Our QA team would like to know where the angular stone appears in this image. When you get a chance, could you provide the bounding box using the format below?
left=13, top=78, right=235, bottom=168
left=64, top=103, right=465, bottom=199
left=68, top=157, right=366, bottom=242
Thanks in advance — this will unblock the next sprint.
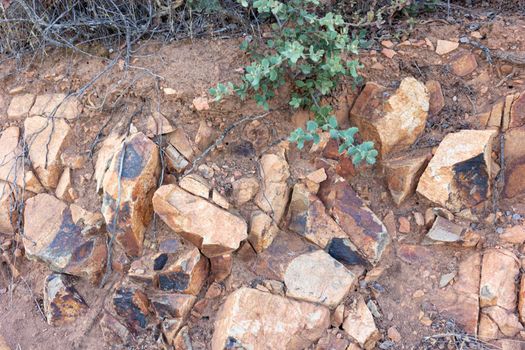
left=69, top=204, right=104, bottom=228
left=342, top=295, right=381, bottom=350
left=100, top=311, right=133, bottom=346
left=210, top=254, right=232, bottom=282
left=519, top=275, right=525, bottom=324
left=509, top=91, right=525, bottom=129
left=232, top=177, right=260, bottom=205
left=165, top=144, right=189, bottom=173
left=212, top=288, right=330, bottom=350
left=173, top=326, right=192, bottom=349
left=194, top=120, right=214, bottom=151
left=288, top=183, right=347, bottom=248
left=168, top=128, right=195, bottom=161
left=306, top=168, right=327, bottom=184
left=112, top=283, right=150, bottom=334
left=127, top=252, right=169, bottom=287
left=153, top=184, right=247, bottom=257
left=423, top=216, right=466, bottom=244
left=158, top=247, right=208, bottom=295
left=179, top=174, right=210, bottom=199
left=102, top=132, right=160, bottom=257
left=150, top=292, right=195, bottom=320
left=7, top=94, right=35, bottom=119
left=43, top=273, right=88, bottom=326
left=450, top=51, right=478, bottom=77
left=254, top=150, right=290, bottom=224
left=435, top=40, right=459, bottom=55
left=0, top=126, right=43, bottom=193
left=146, top=112, right=174, bottom=137
left=500, top=225, right=525, bottom=244
left=432, top=252, right=481, bottom=334
left=478, top=313, right=499, bottom=340
left=315, top=332, right=349, bottom=350
left=326, top=238, right=368, bottom=266
left=504, top=126, right=525, bottom=198
left=249, top=210, right=279, bottom=253
left=350, top=77, right=429, bottom=157
left=486, top=99, right=504, bottom=129
left=23, top=194, right=107, bottom=284
left=502, top=93, right=518, bottom=131
left=211, top=190, right=230, bottom=209
left=94, top=132, right=127, bottom=192
left=382, top=149, right=431, bottom=205
left=24, top=116, right=72, bottom=189
left=482, top=306, right=524, bottom=337
left=480, top=248, right=519, bottom=310
left=0, top=182, right=16, bottom=234
left=55, top=167, right=73, bottom=202
left=397, top=244, right=432, bottom=265
left=417, top=129, right=497, bottom=212
left=29, top=94, right=82, bottom=120
left=425, top=80, right=445, bottom=115
left=318, top=175, right=389, bottom=265
left=284, top=250, right=356, bottom=308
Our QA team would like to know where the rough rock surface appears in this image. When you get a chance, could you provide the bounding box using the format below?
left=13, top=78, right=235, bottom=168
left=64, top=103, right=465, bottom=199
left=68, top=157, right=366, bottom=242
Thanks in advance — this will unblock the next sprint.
left=232, top=177, right=260, bottom=205
left=503, top=126, right=525, bottom=198
left=342, top=295, right=381, bottom=349
left=158, top=247, right=208, bottom=295
left=212, top=287, right=330, bottom=350
left=7, top=94, right=35, bottom=119
left=23, top=193, right=107, bottom=284
left=43, top=273, right=88, bottom=326
left=179, top=174, right=211, bottom=199
left=112, top=283, right=150, bottom=334
left=425, top=80, right=445, bottom=115
left=29, top=94, right=82, bottom=120
left=102, top=132, right=160, bottom=257
left=153, top=184, right=247, bottom=257
left=479, top=248, right=519, bottom=310
left=249, top=210, right=279, bottom=253
left=284, top=250, right=356, bottom=308
left=350, top=77, right=429, bottom=157
left=417, top=129, right=497, bottom=212
left=0, top=182, right=16, bottom=234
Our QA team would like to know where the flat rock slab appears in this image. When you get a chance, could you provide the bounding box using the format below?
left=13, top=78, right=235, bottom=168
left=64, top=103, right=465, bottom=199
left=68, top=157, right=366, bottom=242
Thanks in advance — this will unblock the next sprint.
left=212, top=287, right=330, bottom=350
left=43, top=273, right=88, bottom=326
left=153, top=184, right=247, bottom=257
left=417, top=129, right=497, bottom=212
left=480, top=248, right=519, bottom=310
left=29, top=94, right=82, bottom=120
left=23, top=193, right=107, bottom=284
left=423, top=216, right=466, bottom=244
left=284, top=250, right=356, bottom=308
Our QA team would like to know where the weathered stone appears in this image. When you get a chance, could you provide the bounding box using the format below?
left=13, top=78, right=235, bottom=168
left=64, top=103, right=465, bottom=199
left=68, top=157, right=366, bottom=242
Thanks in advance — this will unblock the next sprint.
left=482, top=306, right=524, bottom=337
left=397, top=244, right=432, bottom=265
left=502, top=93, right=518, bottom=131
left=112, top=283, right=150, bottom=334
left=127, top=252, right=169, bottom=287
left=24, top=116, right=72, bottom=189
left=165, top=144, right=189, bottom=173
left=509, top=91, right=525, bottom=129
left=210, top=254, right=232, bottom=282
left=435, top=40, right=459, bottom=55
left=43, top=273, right=88, bottom=326
left=7, top=94, right=35, bottom=119
left=315, top=332, right=349, bottom=350
left=0, top=182, right=16, bottom=234
left=100, top=311, right=132, bottom=345
left=478, top=313, right=499, bottom=340
left=146, top=112, right=174, bottom=137
left=332, top=304, right=345, bottom=327
left=153, top=184, right=247, bottom=257
left=503, top=126, right=525, bottom=198
left=150, top=292, right=195, bottom=320
left=500, top=225, right=525, bottom=244
left=173, top=326, right=192, bottom=349
left=29, top=94, right=82, bottom=120
left=450, top=51, right=478, bottom=77
left=254, top=150, right=290, bottom=224
left=284, top=250, right=356, bottom=308
left=486, top=99, right=504, bottom=129
left=102, top=132, right=160, bottom=257
left=423, top=216, right=466, bottom=244
left=382, top=149, right=431, bottom=205
left=69, top=204, right=104, bottom=229
left=318, top=175, right=389, bottom=265
left=432, top=252, right=481, bottom=334
left=249, top=210, right=279, bottom=253
left=417, top=129, right=497, bottom=212
left=168, top=128, right=195, bottom=161
left=519, top=275, right=525, bottom=324
left=326, top=238, right=368, bottom=267
left=194, top=120, right=215, bottom=151
left=439, top=272, right=457, bottom=288
left=480, top=248, right=519, bottom=310
left=306, top=168, right=327, bottom=184
left=387, top=327, right=401, bottom=343
left=342, top=295, right=381, bottom=350
left=232, top=177, right=260, bottom=205
left=158, top=247, right=208, bottom=295
left=179, top=174, right=210, bottom=199
left=211, top=190, right=230, bottom=209
left=425, top=80, right=445, bottom=115
left=350, top=77, right=429, bottom=157
left=23, top=194, right=107, bottom=284
left=212, top=287, right=330, bottom=350
left=55, top=168, right=73, bottom=202
left=398, top=216, right=410, bottom=233
left=94, top=132, right=126, bottom=192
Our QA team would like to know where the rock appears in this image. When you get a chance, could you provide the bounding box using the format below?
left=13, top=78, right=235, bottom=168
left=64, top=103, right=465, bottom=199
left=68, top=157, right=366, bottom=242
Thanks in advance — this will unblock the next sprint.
left=383, top=149, right=431, bottom=205
left=165, top=144, right=189, bottom=173
left=179, top=174, right=210, bottom=199
left=315, top=332, right=349, bottom=350
left=24, top=116, right=71, bottom=189
left=173, top=325, right=192, bottom=349
left=23, top=194, right=107, bottom=284
left=192, top=97, right=210, bottom=111
left=102, top=132, right=160, bottom=257
left=450, top=51, right=478, bottom=77
left=94, top=132, right=126, bottom=192
left=150, top=292, right=195, bottom=343
left=69, top=204, right=104, bottom=229
left=43, top=273, right=88, bottom=326
left=158, top=247, right=208, bottom=295
left=500, top=225, right=525, bottom=244
left=0, top=182, right=16, bottom=234
left=482, top=306, right=524, bottom=337
left=350, top=78, right=429, bottom=157
left=397, top=244, right=431, bottom=265
left=439, top=272, right=456, bottom=288
left=478, top=313, right=500, bottom=340
left=510, top=91, right=525, bottom=129
left=520, top=275, right=525, bottom=324
left=414, top=212, right=425, bottom=226
left=168, top=128, right=195, bottom=161
left=254, top=150, right=290, bottom=224
left=127, top=253, right=163, bottom=287
left=232, top=177, right=260, bottom=205
left=425, top=80, right=445, bottom=115
left=326, top=238, right=368, bottom=267
left=284, top=250, right=357, bottom=308
left=112, top=283, right=150, bottom=333
left=417, top=129, right=497, bottom=212
left=0, top=335, right=10, bottom=350
left=398, top=217, right=410, bottom=234
left=249, top=210, right=279, bottom=253
left=7, top=94, right=35, bottom=119
left=318, top=175, right=390, bottom=265
left=306, top=168, right=327, bottom=184
left=55, top=168, right=73, bottom=202
left=479, top=248, right=519, bottom=310
left=194, top=120, right=215, bottom=151
left=100, top=311, right=133, bottom=345
left=211, top=190, right=230, bottom=209
left=29, top=94, right=82, bottom=120
left=153, top=184, right=248, bottom=257
left=342, top=295, right=381, bottom=350
left=502, top=93, right=519, bottom=131
left=432, top=253, right=481, bottom=334
left=503, top=126, right=525, bottom=198
left=210, top=254, right=232, bottom=282
left=211, top=287, right=330, bottom=350
left=423, top=216, right=466, bottom=244
left=387, top=327, right=401, bottom=342
left=435, top=40, right=459, bottom=55
left=146, top=113, right=174, bottom=137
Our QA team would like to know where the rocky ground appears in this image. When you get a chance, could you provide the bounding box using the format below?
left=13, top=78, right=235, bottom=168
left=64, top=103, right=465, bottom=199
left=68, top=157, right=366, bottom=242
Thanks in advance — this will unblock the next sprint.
left=1, top=8, right=525, bottom=350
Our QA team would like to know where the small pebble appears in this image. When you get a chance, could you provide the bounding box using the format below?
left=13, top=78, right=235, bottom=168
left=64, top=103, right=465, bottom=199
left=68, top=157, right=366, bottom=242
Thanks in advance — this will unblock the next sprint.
left=496, top=227, right=504, bottom=234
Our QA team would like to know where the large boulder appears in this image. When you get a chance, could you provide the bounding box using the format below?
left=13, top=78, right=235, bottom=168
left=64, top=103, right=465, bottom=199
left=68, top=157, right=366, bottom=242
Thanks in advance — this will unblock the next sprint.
left=212, top=288, right=330, bottom=350
left=350, top=77, right=429, bottom=157
left=23, top=193, right=107, bottom=284
left=153, top=184, right=247, bottom=257
left=102, top=132, right=160, bottom=257
left=417, top=129, right=497, bottom=212
left=504, top=126, right=525, bottom=198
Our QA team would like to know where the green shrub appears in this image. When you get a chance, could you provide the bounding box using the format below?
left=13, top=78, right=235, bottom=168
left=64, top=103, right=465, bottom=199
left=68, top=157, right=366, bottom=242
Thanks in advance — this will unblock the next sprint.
left=210, top=0, right=377, bottom=165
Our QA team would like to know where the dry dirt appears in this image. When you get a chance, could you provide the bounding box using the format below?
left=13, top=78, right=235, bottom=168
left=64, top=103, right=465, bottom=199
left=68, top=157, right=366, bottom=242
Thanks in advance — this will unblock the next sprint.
left=1, top=7, right=525, bottom=350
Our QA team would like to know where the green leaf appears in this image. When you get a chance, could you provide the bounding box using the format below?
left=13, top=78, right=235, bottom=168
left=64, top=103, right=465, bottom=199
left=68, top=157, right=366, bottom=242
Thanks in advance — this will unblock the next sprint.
left=306, top=120, right=318, bottom=132
left=290, top=96, right=302, bottom=108
left=329, top=128, right=339, bottom=139
left=328, top=116, right=338, bottom=128
left=312, top=133, right=320, bottom=144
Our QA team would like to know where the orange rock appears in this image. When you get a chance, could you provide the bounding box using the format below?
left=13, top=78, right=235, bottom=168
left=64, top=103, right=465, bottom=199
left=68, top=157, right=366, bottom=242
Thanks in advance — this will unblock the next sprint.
left=249, top=210, right=279, bottom=253
left=504, top=126, right=525, bottom=198
left=519, top=275, right=525, bottom=324
left=425, top=80, right=445, bottom=115
left=450, top=51, right=478, bottom=77
left=7, top=93, right=35, bottom=119
left=478, top=313, right=499, bottom=340
left=479, top=248, right=519, bottom=310
left=29, top=94, right=82, bottom=120
left=342, top=295, right=381, bottom=349
left=398, top=216, right=411, bottom=233
left=500, top=225, right=525, bottom=244
left=509, top=92, right=525, bottom=129
left=43, top=273, right=88, bottom=326
left=158, top=248, right=209, bottom=295
left=482, top=306, right=523, bottom=337
left=0, top=182, right=16, bottom=234
left=210, top=254, right=232, bottom=282
left=381, top=48, right=397, bottom=59
left=435, top=40, right=459, bottom=55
